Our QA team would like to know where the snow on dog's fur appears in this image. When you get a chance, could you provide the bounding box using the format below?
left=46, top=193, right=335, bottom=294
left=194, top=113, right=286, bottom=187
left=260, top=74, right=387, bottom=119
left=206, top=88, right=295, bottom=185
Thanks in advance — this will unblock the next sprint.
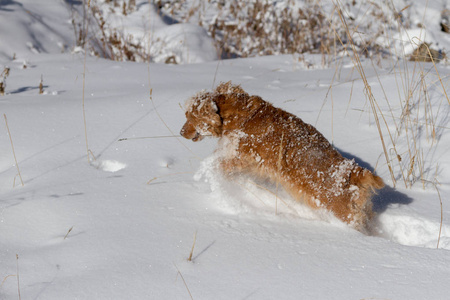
left=180, top=82, right=384, bottom=232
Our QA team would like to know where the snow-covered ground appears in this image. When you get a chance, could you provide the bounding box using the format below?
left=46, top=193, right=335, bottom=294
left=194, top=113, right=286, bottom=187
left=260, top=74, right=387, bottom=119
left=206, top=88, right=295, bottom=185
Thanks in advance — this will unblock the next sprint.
left=1, top=1, right=450, bottom=299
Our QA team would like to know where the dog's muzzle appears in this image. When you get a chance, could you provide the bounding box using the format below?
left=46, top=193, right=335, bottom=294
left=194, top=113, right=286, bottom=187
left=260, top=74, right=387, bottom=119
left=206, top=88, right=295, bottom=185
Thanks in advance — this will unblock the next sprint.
left=180, top=124, right=202, bottom=142
left=191, top=132, right=201, bottom=142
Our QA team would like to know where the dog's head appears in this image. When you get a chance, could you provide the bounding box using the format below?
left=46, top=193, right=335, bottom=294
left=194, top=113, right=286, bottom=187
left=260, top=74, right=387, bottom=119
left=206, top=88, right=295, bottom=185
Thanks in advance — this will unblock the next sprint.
left=180, top=91, right=222, bottom=142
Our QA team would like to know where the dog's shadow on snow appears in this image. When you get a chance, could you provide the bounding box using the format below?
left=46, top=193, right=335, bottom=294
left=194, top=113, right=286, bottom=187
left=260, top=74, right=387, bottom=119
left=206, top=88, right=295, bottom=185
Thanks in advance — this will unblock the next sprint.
left=339, top=148, right=413, bottom=214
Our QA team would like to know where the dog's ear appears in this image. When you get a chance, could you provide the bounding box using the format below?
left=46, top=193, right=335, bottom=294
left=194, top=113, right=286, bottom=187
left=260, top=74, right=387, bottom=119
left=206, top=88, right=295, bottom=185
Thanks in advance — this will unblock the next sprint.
left=202, top=97, right=222, bottom=136
left=215, top=81, right=247, bottom=95
left=246, top=95, right=265, bottom=111
left=210, top=99, right=223, bottom=135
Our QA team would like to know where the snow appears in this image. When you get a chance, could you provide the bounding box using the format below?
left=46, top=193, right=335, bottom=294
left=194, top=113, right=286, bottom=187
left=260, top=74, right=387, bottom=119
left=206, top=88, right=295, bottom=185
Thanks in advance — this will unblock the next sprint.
left=151, top=23, right=218, bottom=64
left=91, top=159, right=127, bottom=172
left=1, top=0, right=450, bottom=299
left=0, top=1, right=73, bottom=60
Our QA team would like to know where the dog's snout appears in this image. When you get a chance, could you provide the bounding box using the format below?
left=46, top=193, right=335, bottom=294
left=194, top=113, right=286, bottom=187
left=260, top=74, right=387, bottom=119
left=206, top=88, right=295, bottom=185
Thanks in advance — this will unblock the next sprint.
left=180, top=122, right=190, bottom=138
left=180, top=121, right=197, bottom=140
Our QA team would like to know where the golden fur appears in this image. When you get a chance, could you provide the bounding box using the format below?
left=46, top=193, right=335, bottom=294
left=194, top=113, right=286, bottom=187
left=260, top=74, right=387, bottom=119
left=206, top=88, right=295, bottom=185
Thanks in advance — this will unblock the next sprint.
left=180, top=82, right=384, bottom=231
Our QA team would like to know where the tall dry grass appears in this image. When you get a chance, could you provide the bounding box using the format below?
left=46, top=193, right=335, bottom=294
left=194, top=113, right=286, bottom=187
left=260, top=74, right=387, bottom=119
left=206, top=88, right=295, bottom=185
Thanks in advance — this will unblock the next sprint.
left=328, top=0, right=449, bottom=190
left=157, top=0, right=448, bottom=64
left=0, top=67, right=10, bottom=95
left=71, top=0, right=150, bottom=62
left=330, top=0, right=448, bottom=244
left=71, top=1, right=448, bottom=69
left=4, top=114, right=24, bottom=187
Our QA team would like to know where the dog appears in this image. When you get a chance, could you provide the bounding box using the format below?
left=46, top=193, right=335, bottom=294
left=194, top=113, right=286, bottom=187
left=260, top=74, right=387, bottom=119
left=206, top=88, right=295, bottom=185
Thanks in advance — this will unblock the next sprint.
left=180, top=82, right=384, bottom=232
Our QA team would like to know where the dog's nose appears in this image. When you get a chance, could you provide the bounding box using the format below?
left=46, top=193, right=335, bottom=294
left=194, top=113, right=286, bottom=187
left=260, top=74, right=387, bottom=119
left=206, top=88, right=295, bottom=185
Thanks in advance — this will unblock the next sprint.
left=180, top=127, right=185, bottom=136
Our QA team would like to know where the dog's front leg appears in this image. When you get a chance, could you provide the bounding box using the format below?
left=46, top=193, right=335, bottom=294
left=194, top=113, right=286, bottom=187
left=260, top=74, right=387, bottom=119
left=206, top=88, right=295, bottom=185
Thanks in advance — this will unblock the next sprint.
left=219, top=157, right=244, bottom=177
left=219, top=152, right=259, bottom=179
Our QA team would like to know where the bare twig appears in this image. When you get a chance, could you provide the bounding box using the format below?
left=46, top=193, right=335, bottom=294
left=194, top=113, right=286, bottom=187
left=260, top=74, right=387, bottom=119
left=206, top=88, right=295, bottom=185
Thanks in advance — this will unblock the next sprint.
left=333, top=0, right=396, bottom=186
left=147, top=172, right=193, bottom=185
left=64, top=226, right=74, bottom=240
left=118, top=135, right=182, bottom=141
left=1, top=275, right=16, bottom=289
left=82, top=57, right=91, bottom=163
left=211, top=60, right=221, bottom=90
left=4, top=114, right=24, bottom=187
left=39, top=75, right=44, bottom=95
left=82, top=1, right=91, bottom=164
left=16, top=254, right=21, bottom=300
left=174, top=264, right=194, bottom=300
left=433, top=182, right=443, bottom=249
left=1, top=67, right=10, bottom=96
left=82, top=26, right=91, bottom=163
left=146, top=64, right=197, bottom=157
left=187, top=231, right=197, bottom=262
left=419, top=41, right=450, bottom=106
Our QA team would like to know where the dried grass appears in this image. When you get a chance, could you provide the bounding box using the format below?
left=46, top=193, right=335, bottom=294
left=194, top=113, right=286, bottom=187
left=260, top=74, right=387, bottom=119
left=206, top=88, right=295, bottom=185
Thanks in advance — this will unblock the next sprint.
left=0, top=256, right=21, bottom=300
left=187, top=231, right=197, bottom=262
left=82, top=0, right=94, bottom=164
left=330, top=0, right=449, bottom=190
left=64, top=226, right=74, bottom=240
left=329, top=0, right=448, bottom=244
left=433, top=181, right=443, bottom=249
left=16, top=254, right=21, bottom=300
left=1, top=67, right=10, bottom=96
left=72, top=0, right=150, bottom=62
left=72, top=1, right=448, bottom=67
left=118, top=135, right=181, bottom=142
left=4, top=114, right=24, bottom=187
left=333, top=0, right=396, bottom=186
left=174, top=264, right=194, bottom=300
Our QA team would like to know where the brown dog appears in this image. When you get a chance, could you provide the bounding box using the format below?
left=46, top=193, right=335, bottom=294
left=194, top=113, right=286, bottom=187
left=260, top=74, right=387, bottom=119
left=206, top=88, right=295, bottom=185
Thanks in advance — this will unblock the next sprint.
left=180, top=82, right=384, bottom=231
